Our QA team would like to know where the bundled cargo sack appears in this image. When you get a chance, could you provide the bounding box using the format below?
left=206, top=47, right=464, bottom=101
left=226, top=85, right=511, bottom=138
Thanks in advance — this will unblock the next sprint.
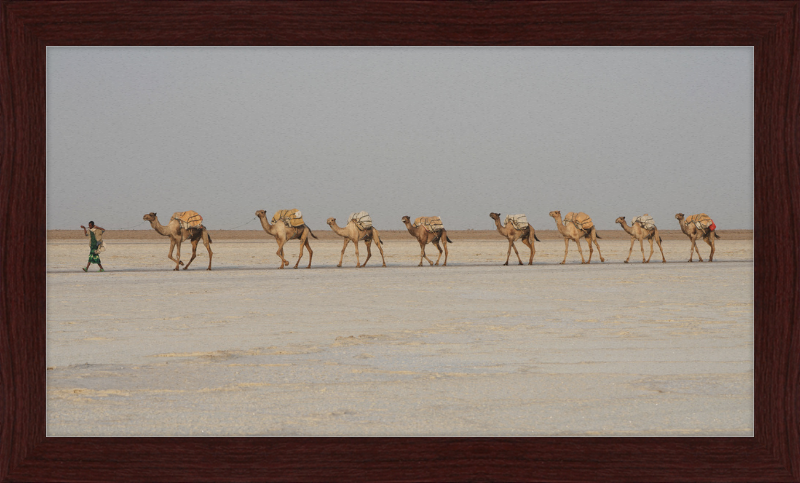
left=272, top=209, right=305, bottom=227
left=348, top=211, right=373, bottom=230
left=633, top=214, right=656, bottom=230
left=172, top=211, right=204, bottom=230
left=685, top=213, right=714, bottom=232
left=505, top=214, right=529, bottom=230
left=564, top=212, right=593, bottom=231
left=91, top=228, right=106, bottom=254
left=414, top=216, right=444, bottom=233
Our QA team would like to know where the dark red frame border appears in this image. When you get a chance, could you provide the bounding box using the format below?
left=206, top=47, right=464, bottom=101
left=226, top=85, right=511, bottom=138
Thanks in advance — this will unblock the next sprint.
left=2, top=1, right=798, bottom=481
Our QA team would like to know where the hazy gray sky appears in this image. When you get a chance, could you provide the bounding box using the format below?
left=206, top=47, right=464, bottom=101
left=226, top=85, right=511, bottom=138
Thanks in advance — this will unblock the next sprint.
left=47, top=47, right=753, bottom=231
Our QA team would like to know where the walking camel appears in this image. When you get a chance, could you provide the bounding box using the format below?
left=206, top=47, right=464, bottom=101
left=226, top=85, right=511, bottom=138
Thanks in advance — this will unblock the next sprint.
left=489, top=213, right=540, bottom=265
left=675, top=213, right=720, bottom=262
left=255, top=210, right=317, bottom=269
left=327, top=217, right=386, bottom=268
left=548, top=211, right=605, bottom=264
left=615, top=216, right=666, bottom=263
left=401, top=216, right=452, bottom=266
left=142, top=212, right=213, bottom=270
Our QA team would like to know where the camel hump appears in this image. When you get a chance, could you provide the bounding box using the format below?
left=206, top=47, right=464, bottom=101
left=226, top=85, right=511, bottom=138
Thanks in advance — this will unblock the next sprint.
left=172, top=211, right=204, bottom=230
left=505, top=214, right=529, bottom=230
left=349, top=211, right=373, bottom=230
left=272, top=209, right=305, bottom=227
left=686, top=213, right=714, bottom=231
left=564, top=212, right=593, bottom=230
left=633, top=214, right=655, bottom=230
left=414, top=216, right=444, bottom=233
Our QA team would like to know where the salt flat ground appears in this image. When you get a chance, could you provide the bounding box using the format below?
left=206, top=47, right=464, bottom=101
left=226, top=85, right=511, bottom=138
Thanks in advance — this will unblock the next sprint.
left=47, top=238, right=753, bottom=436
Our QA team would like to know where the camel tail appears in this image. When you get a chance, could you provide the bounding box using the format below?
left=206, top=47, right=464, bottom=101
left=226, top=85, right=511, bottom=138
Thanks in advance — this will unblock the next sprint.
left=441, top=230, right=453, bottom=243
left=595, top=233, right=602, bottom=239
left=532, top=232, right=540, bottom=242
left=715, top=232, right=721, bottom=239
left=306, top=226, right=318, bottom=239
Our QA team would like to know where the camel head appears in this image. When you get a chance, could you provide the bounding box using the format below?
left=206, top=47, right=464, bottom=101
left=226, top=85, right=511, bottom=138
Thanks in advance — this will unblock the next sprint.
left=675, top=213, right=684, bottom=220
left=326, top=217, right=336, bottom=226
left=143, top=212, right=157, bottom=221
left=615, top=216, right=626, bottom=224
left=401, top=216, right=411, bottom=223
left=255, top=210, right=266, bottom=218
left=548, top=210, right=561, bottom=218
left=489, top=212, right=501, bottom=220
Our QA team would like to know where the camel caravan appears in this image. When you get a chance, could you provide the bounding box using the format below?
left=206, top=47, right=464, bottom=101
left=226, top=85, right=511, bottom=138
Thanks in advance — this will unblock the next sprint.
left=134, top=209, right=722, bottom=270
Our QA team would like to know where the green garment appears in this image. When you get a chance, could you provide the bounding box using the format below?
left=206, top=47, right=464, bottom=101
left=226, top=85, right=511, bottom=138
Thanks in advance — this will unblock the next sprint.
left=88, top=229, right=101, bottom=264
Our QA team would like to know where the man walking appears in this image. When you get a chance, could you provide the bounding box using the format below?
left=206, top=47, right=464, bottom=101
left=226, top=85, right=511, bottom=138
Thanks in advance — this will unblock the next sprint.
left=81, top=221, right=106, bottom=272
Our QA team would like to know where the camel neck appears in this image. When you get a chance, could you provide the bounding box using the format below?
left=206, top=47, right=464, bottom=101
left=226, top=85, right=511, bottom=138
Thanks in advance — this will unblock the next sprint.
left=619, top=221, right=634, bottom=236
left=329, top=222, right=347, bottom=236
left=493, top=218, right=505, bottom=232
left=150, top=219, right=170, bottom=236
left=552, top=216, right=567, bottom=235
left=258, top=216, right=275, bottom=233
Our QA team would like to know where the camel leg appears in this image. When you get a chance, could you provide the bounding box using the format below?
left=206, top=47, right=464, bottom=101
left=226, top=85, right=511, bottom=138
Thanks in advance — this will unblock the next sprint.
left=373, top=231, right=386, bottom=267
left=688, top=236, right=702, bottom=262
left=295, top=238, right=305, bottom=268
left=294, top=234, right=312, bottom=269
left=585, top=235, right=593, bottom=263
left=304, top=239, right=313, bottom=268
left=276, top=239, right=289, bottom=269
left=442, top=239, right=448, bottom=266
left=625, top=237, right=635, bottom=263
left=354, top=239, right=361, bottom=268
left=362, top=240, right=372, bottom=267
left=656, top=237, right=666, bottom=263
left=705, top=235, right=715, bottom=262
left=521, top=237, right=534, bottom=265
left=433, top=239, right=443, bottom=266
left=693, top=236, right=704, bottom=262
left=280, top=245, right=290, bottom=266
left=419, top=241, right=433, bottom=266
left=511, top=241, right=523, bottom=265
left=504, top=240, right=513, bottom=266
left=639, top=237, right=646, bottom=263
left=574, top=238, right=586, bottom=264
left=175, top=240, right=183, bottom=270
left=561, top=238, right=569, bottom=264
left=646, top=238, right=654, bottom=263
left=338, top=238, right=349, bottom=267
left=167, top=238, right=184, bottom=267
left=183, top=238, right=199, bottom=270
left=204, top=231, right=213, bottom=270
left=592, top=232, right=605, bottom=262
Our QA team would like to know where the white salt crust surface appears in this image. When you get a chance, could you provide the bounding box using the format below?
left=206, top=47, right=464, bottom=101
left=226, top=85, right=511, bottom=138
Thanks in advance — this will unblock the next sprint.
left=47, top=238, right=753, bottom=436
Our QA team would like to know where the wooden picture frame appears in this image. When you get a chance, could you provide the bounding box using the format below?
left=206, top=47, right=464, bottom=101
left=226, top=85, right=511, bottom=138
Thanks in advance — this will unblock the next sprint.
left=2, top=1, right=797, bottom=481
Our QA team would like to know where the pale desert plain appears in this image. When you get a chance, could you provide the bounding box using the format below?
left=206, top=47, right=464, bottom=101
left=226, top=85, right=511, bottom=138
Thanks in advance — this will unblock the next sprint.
left=46, top=229, right=753, bottom=436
